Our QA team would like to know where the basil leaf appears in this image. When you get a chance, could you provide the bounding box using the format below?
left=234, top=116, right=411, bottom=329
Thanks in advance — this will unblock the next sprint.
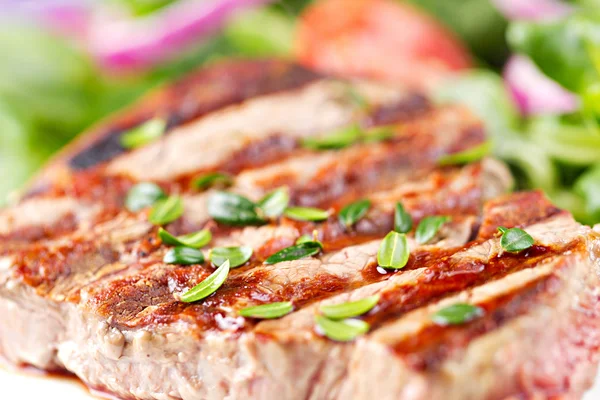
left=296, top=234, right=314, bottom=245
left=125, top=182, right=166, bottom=212
left=339, top=199, right=371, bottom=227
left=265, top=241, right=322, bottom=264
left=158, top=228, right=211, bottom=249
left=120, top=118, right=166, bottom=149
left=208, top=191, right=266, bottom=226
left=320, top=295, right=380, bottom=320
left=315, top=316, right=370, bottom=342
left=498, top=226, right=534, bottom=252
left=163, top=246, right=205, bottom=265
left=180, top=260, right=230, bottom=303
left=239, top=301, right=294, bottom=319
left=302, top=125, right=363, bottom=150
left=257, top=187, right=290, bottom=218
left=149, top=196, right=184, bottom=225
left=284, top=206, right=330, bottom=222
left=377, top=231, right=410, bottom=270
left=438, top=142, right=491, bottom=166
left=210, top=246, right=253, bottom=268
left=192, top=172, right=233, bottom=191
left=363, top=126, right=396, bottom=143
left=394, top=202, right=413, bottom=234
left=432, top=303, right=483, bottom=326
left=415, top=216, right=451, bottom=244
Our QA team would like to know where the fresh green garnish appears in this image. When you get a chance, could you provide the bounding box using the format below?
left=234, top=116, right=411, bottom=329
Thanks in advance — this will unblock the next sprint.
left=239, top=301, right=294, bottom=319
left=207, top=191, right=265, bottom=226
left=315, top=316, right=370, bottom=342
left=284, top=206, right=330, bottom=222
left=180, top=260, right=230, bottom=303
left=120, top=118, right=166, bottom=149
left=377, top=231, right=410, bottom=270
left=363, top=126, right=396, bottom=143
left=124, top=182, right=166, bottom=212
left=257, top=187, right=290, bottom=218
left=209, top=246, right=253, bottom=268
left=438, top=142, right=491, bottom=166
left=415, top=216, right=450, bottom=244
left=265, top=241, right=322, bottom=264
left=498, top=226, right=534, bottom=253
left=339, top=199, right=371, bottom=227
left=302, top=125, right=363, bottom=150
left=191, top=172, right=233, bottom=191
left=158, top=228, right=211, bottom=249
left=163, top=246, right=205, bottom=265
left=431, top=303, right=484, bottom=326
left=394, top=202, right=413, bottom=234
left=320, top=295, right=380, bottom=320
left=296, top=234, right=314, bottom=245
left=148, top=196, right=184, bottom=225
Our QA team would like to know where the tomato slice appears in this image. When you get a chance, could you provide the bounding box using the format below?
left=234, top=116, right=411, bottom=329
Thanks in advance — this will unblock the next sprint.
left=295, top=0, right=472, bottom=89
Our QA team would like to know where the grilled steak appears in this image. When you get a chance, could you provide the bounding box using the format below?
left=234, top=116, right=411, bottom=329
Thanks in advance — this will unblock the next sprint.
left=1, top=60, right=599, bottom=400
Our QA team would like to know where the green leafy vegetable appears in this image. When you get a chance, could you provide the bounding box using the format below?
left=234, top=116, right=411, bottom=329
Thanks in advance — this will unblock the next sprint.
left=575, top=164, right=600, bottom=220
left=315, top=316, right=370, bottom=342
left=125, top=182, right=166, bottom=212
left=432, top=303, right=484, bottom=326
left=302, top=125, right=363, bottom=150
left=163, top=246, right=205, bottom=265
left=296, top=234, right=314, bottom=245
left=498, top=226, right=534, bottom=252
left=438, top=142, right=491, bottom=165
left=207, top=191, right=265, bottom=226
left=149, top=196, right=184, bottom=225
left=265, top=241, right=322, bottom=264
left=192, top=172, right=233, bottom=191
left=320, top=295, right=380, bottom=320
left=363, top=126, right=396, bottom=142
left=239, top=301, right=294, bottom=319
left=415, top=216, right=450, bottom=244
left=158, top=228, right=211, bottom=249
left=339, top=199, right=371, bottom=227
left=377, top=231, right=410, bottom=270
left=394, top=202, right=413, bottom=234
left=180, top=260, right=230, bottom=303
left=257, top=187, right=290, bottom=218
left=210, top=246, right=253, bottom=268
left=120, top=118, right=166, bottom=149
left=284, top=206, right=330, bottom=222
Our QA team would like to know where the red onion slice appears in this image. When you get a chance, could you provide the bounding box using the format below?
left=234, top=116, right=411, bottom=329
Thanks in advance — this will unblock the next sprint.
left=492, top=0, right=574, bottom=21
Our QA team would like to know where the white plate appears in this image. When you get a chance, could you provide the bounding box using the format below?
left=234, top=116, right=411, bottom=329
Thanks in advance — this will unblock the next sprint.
left=1, top=364, right=599, bottom=399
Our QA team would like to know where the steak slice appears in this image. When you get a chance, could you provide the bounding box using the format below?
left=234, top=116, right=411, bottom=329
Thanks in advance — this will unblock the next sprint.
left=0, top=60, right=599, bottom=400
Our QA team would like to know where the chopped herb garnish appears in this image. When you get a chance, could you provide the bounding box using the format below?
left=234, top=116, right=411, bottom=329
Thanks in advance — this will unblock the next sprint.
left=415, top=215, right=451, bottom=244
left=284, top=206, right=330, bottom=222
left=377, top=231, right=410, bottom=269
left=239, top=301, right=294, bottom=319
left=125, top=182, right=166, bottom=212
left=120, top=118, right=166, bottom=149
left=438, top=142, right=491, bottom=166
left=431, top=303, right=484, bottom=326
left=498, top=226, right=534, bottom=252
left=302, top=125, right=363, bottom=150
left=192, top=172, right=233, bottom=191
left=158, top=228, right=211, bottom=249
left=210, top=246, right=253, bottom=268
left=163, top=246, right=205, bottom=265
left=265, top=241, right=322, bottom=264
left=257, top=187, right=290, bottom=218
left=180, top=260, right=230, bottom=303
left=339, top=199, right=371, bottom=227
left=394, top=202, right=413, bottom=234
left=148, top=196, right=184, bottom=225
left=315, top=316, right=370, bottom=342
left=363, top=126, right=396, bottom=143
left=207, top=191, right=265, bottom=226
left=320, top=295, right=380, bottom=320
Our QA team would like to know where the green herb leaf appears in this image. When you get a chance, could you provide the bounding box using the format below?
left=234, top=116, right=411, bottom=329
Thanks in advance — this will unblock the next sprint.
left=432, top=303, right=484, bottom=326
left=158, top=228, right=211, bottom=249
left=192, top=172, right=233, bottom=191
left=239, top=301, right=294, bottom=319
left=210, top=246, right=253, bottom=268
left=302, top=125, right=363, bottom=150
left=394, top=202, right=413, bottom=234
left=498, top=226, right=534, bottom=252
left=315, top=316, right=370, bottom=342
left=438, top=142, right=491, bottom=166
left=180, top=260, right=230, bottom=303
left=415, top=216, right=450, bottom=244
left=284, top=206, right=330, bottom=222
left=296, top=234, right=313, bottom=245
left=207, top=191, right=265, bottom=226
left=339, top=199, right=371, bottom=227
left=125, top=182, right=166, bottom=212
left=377, top=231, right=410, bottom=270
left=265, top=241, right=322, bottom=264
left=363, top=126, right=396, bottom=143
left=257, top=187, right=290, bottom=218
left=320, top=295, right=380, bottom=320
left=163, top=246, right=205, bottom=265
left=149, top=196, right=184, bottom=225
left=120, top=118, right=166, bottom=149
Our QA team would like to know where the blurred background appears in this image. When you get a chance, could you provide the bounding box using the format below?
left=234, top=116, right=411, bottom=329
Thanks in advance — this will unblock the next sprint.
left=1, top=0, right=600, bottom=224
